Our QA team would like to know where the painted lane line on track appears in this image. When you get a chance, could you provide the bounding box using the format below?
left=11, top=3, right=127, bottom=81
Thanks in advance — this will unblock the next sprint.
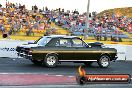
left=55, top=75, right=63, bottom=76
left=0, top=73, right=75, bottom=77
left=0, top=73, right=49, bottom=75
left=0, top=73, right=131, bottom=79
left=68, top=76, right=75, bottom=77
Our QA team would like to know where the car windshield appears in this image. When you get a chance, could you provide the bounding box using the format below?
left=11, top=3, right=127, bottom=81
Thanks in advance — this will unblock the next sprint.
left=34, top=37, right=52, bottom=46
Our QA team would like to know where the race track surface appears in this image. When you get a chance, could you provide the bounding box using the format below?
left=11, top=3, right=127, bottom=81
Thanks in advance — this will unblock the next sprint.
left=0, top=58, right=132, bottom=88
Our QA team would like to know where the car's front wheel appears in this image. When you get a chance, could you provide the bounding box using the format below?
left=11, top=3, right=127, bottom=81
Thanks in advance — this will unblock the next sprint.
left=44, top=54, right=58, bottom=68
left=98, top=55, right=110, bottom=68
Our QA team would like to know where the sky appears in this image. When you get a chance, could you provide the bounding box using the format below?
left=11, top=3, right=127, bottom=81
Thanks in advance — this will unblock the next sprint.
left=0, top=0, right=132, bottom=13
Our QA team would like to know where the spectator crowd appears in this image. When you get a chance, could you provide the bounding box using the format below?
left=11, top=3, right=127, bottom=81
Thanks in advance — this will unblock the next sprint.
left=0, top=1, right=54, bottom=37
left=0, top=1, right=131, bottom=41
left=44, top=8, right=131, bottom=41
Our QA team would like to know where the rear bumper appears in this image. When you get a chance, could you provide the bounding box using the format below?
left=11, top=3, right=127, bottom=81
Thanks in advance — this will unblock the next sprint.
left=17, top=52, right=32, bottom=60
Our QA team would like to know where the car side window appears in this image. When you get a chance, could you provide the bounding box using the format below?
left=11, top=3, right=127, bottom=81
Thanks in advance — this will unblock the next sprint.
left=72, top=39, right=86, bottom=47
left=55, top=39, right=72, bottom=47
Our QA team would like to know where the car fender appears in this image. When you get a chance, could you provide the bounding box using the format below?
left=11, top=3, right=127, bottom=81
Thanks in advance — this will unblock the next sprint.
left=45, top=52, right=59, bottom=57
left=100, top=53, right=111, bottom=59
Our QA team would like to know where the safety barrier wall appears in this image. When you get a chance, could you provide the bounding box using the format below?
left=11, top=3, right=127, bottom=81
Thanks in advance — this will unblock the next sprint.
left=105, top=44, right=132, bottom=61
left=0, top=39, right=132, bottom=60
left=0, top=39, right=31, bottom=58
left=126, top=45, right=132, bottom=61
left=104, top=44, right=127, bottom=60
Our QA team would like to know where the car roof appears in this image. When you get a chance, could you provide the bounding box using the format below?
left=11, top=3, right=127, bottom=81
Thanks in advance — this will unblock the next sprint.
left=42, top=35, right=79, bottom=39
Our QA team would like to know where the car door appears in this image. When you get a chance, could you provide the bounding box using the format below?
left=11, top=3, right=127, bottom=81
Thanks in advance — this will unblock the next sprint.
left=72, top=38, right=100, bottom=61
left=55, top=38, right=75, bottom=60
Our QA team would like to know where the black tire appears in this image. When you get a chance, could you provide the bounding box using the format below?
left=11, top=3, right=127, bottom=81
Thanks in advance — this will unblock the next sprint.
left=44, top=54, right=58, bottom=68
left=84, top=62, right=93, bottom=67
left=97, top=55, right=110, bottom=68
left=31, top=60, right=43, bottom=65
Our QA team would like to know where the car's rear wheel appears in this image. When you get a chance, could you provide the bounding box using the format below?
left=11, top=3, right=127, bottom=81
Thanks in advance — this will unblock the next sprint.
left=98, top=55, right=110, bottom=68
left=44, top=54, right=58, bottom=68
left=84, top=62, right=93, bottom=67
left=31, top=60, right=43, bottom=65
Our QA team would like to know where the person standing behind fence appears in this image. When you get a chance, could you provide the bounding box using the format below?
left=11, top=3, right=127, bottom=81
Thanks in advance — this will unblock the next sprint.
left=0, top=19, right=5, bottom=34
left=26, top=23, right=34, bottom=36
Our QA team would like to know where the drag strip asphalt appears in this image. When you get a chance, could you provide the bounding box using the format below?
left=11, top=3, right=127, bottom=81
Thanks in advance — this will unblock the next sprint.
left=0, top=58, right=132, bottom=87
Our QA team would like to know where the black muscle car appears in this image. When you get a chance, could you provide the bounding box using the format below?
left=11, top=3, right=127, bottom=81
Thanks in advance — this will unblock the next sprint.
left=16, top=35, right=117, bottom=68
